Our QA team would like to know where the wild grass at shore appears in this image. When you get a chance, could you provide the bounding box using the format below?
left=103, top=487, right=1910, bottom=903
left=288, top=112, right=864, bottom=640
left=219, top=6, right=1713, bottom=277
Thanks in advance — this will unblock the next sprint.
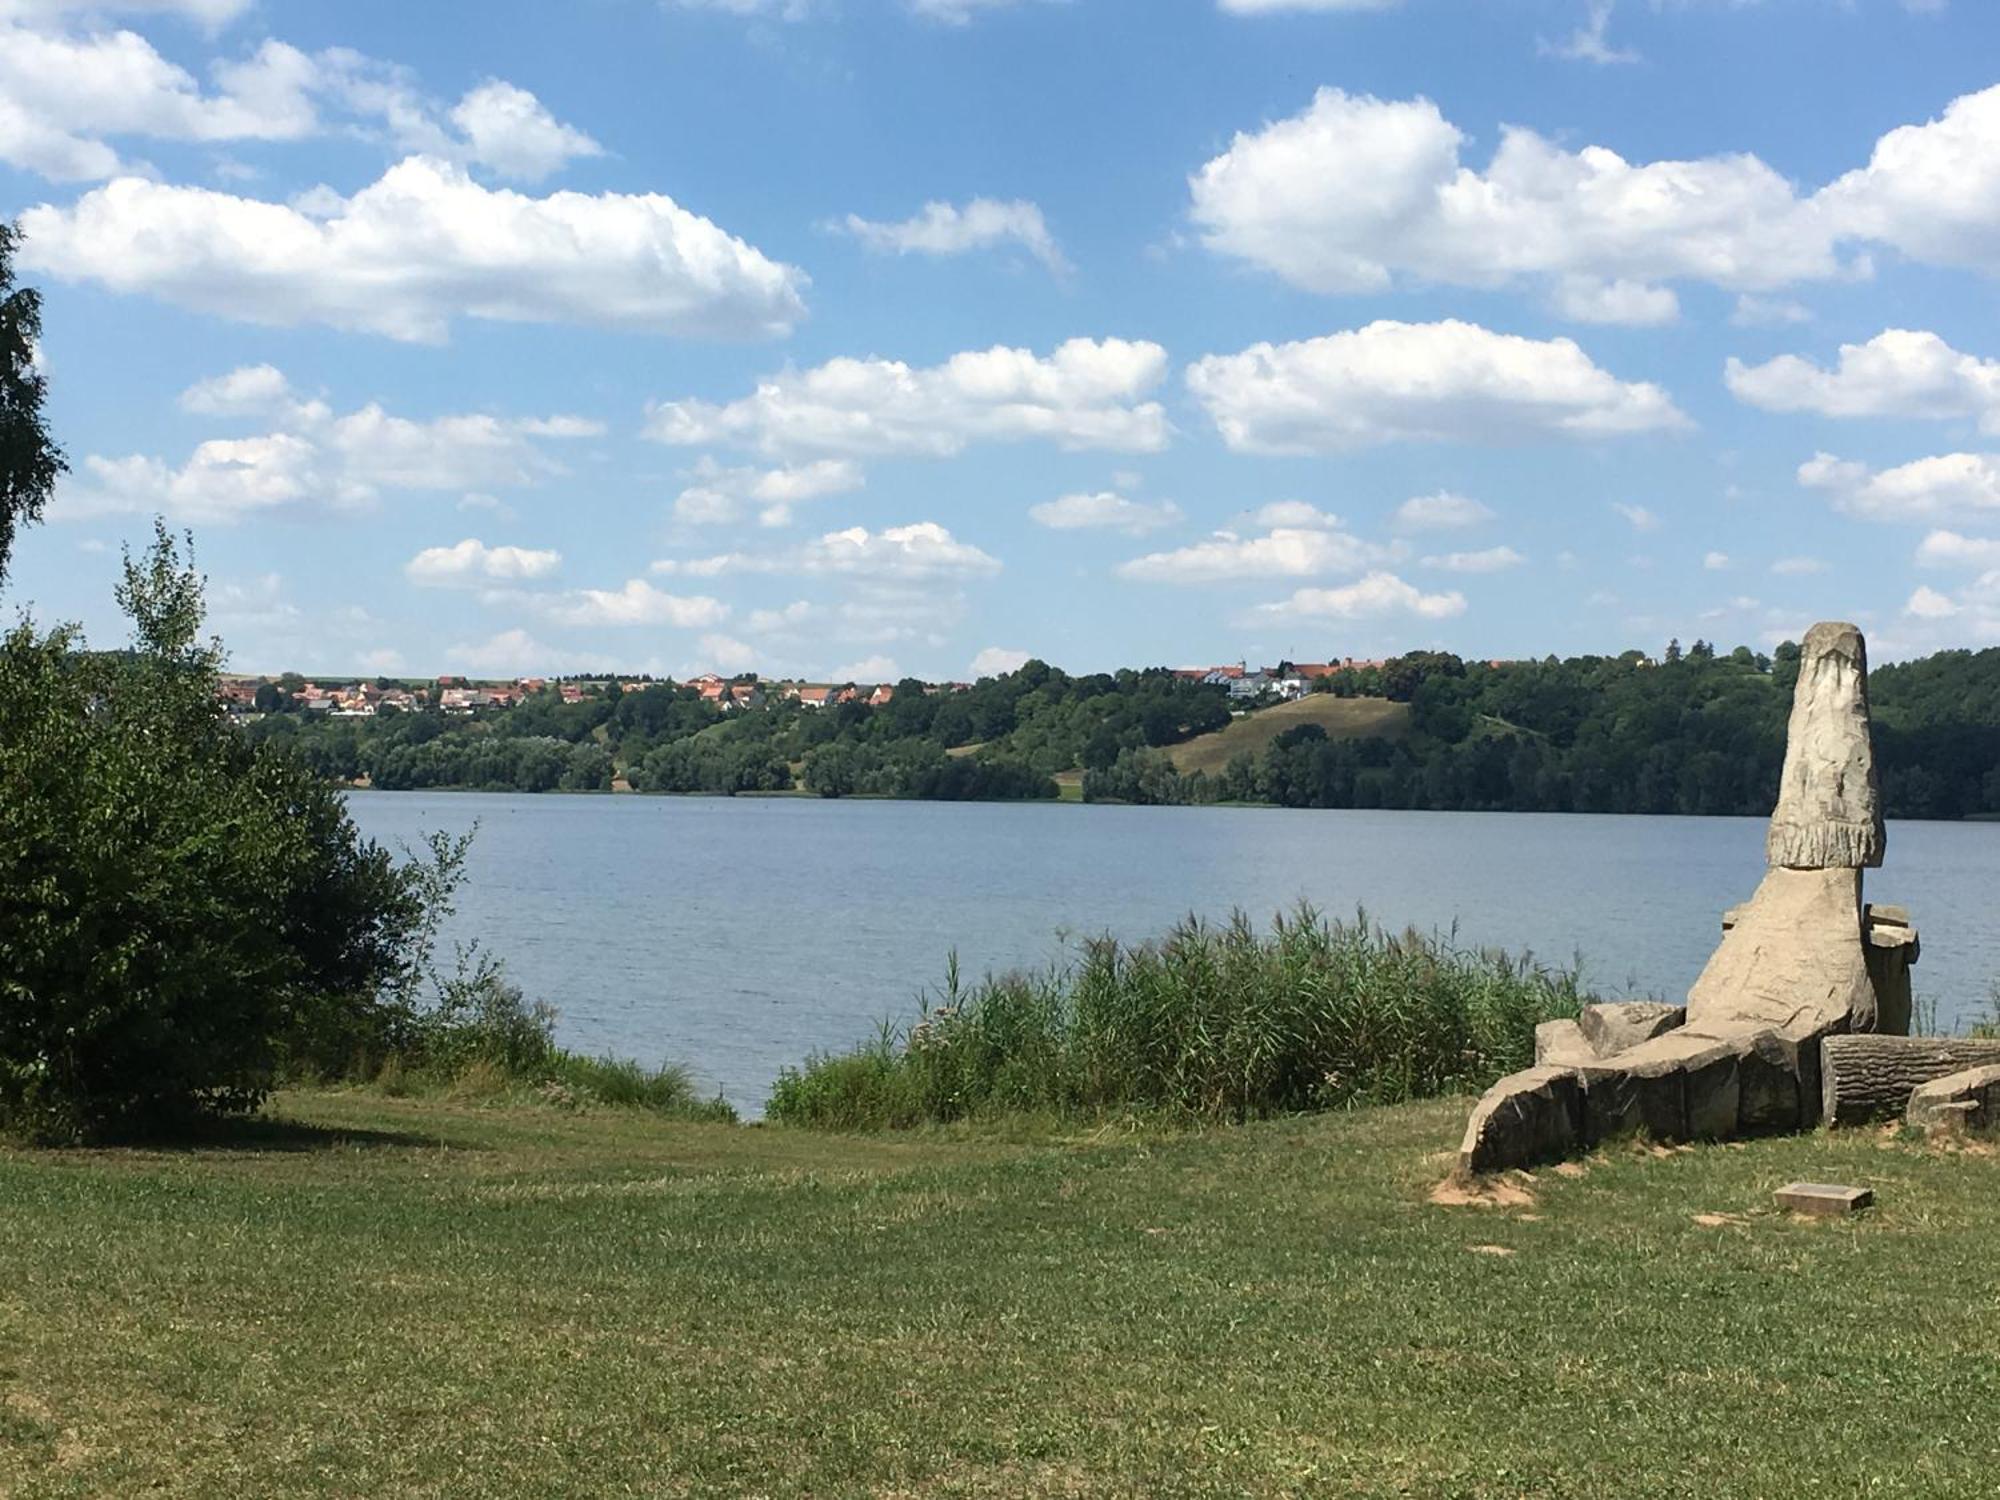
left=767, top=908, right=1584, bottom=1129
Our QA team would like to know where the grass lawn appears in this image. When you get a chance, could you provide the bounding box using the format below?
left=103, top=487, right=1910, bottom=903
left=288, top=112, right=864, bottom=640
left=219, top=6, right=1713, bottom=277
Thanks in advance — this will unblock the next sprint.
left=3, top=1092, right=1997, bottom=1498
left=1169, top=697, right=1410, bottom=779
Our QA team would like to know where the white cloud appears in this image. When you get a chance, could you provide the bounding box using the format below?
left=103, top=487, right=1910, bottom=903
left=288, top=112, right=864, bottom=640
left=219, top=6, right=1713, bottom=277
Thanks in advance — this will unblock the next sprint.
left=0, top=28, right=317, bottom=180
left=1799, top=450, right=2000, bottom=523
left=1393, top=491, right=1492, bottom=530
left=745, top=600, right=816, bottom=634
left=1247, top=499, right=1338, bottom=529
left=0, top=1, right=256, bottom=25
left=20, top=155, right=807, bottom=342
left=1118, top=521, right=1394, bottom=583
left=830, top=654, right=899, bottom=682
left=1726, top=329, right=2000, bottom=432
left=653, top=522, right=1002, bottom=581
left=1249, top=572, right=1467, bottom=621
left=1189, top=83, right=2000, bottom=314
left=970, top=646, right=1032, bottom=677
left=449, top=79, right=601, bottom=183
left=1731, top=295, right=1812, bottom=328
left=1028, top=490, right=1182, bottom=535
left=1215, top=0, right=1400, bottom=12
left=1421, top=545, right=1525, bottom=574
left=405, top=537, right=562, bottom=585
left=1916, top=530, right=2000, bottom=569
left=1770, top=556, right=1827, bottom=576
left=645, top=338, right=1170, bottom=458
left=1549, top=275, right=1678, bottom=327
left=1611, top=501, right=1660, bottom=531
left=535, top=579, right=730, bottom=629
left=444, top=627, right=584, bottom=678
left=674, top=457, right=865, bottom=527
left=1704, top=550, right=1731, bottom=570
left=835, top=198, right=1068, bottom=275
left=1186, top=320, right=1686, bottom=454
left=1539, top=1, right=1638, bottom=66
left=1906, top=584, right=1961, bottom=620
left=54, top=365, right=594, bottom=521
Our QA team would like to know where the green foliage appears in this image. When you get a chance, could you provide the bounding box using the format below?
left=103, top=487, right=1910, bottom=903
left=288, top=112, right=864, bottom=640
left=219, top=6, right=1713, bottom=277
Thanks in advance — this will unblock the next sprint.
left=0, top=525, right=423, bottom=1138
left=766, top=908, right=1584, bottom=1130
left=0, top=221, right=66, bottom=585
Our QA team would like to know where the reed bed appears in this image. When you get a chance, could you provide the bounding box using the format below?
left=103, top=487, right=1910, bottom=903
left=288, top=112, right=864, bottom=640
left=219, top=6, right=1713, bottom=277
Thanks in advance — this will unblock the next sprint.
left=766, top=907, right=1586, bottom=1129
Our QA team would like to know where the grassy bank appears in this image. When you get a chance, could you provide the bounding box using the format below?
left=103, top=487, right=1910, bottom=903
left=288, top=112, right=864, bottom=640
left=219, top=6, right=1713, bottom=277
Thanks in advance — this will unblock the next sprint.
left=3, top=1089, right=1997, bottom=1497
left=768, top=910, right=1583, bottom=1130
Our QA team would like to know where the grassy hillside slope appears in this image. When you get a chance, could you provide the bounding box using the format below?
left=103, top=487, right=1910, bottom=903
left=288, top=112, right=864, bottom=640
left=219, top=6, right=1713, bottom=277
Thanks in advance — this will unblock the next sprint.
left=3, top=1091, right=1995, bottom=1497
left=1167, top=695, right=1411, bottom=778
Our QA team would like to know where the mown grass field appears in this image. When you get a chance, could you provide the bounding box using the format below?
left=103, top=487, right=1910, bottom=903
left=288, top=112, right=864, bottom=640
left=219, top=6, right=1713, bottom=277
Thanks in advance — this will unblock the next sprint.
left=3, top=1092, right=1997, bottom=1498
left=1169, top=696, right=1410, bottom=779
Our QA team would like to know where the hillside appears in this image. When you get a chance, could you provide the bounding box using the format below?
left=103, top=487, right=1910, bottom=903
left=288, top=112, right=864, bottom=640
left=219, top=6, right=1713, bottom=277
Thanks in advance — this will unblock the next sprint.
left=1168, top=695, right=1411, bottom=777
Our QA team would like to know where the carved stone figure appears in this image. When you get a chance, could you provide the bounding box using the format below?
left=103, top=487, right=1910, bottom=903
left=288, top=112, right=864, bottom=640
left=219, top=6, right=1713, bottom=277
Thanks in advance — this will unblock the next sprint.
left=1454, top=622, right=1920, bottom=1177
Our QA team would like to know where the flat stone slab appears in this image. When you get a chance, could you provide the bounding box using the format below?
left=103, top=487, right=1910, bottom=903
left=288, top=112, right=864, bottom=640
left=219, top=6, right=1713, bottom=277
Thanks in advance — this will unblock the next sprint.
left=1775, top=1182, right=1873, bottom=1217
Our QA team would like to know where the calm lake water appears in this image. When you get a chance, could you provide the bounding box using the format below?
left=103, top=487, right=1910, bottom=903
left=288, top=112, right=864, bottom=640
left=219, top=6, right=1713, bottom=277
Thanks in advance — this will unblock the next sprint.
left=344, top=793, right=2000, bottom=1113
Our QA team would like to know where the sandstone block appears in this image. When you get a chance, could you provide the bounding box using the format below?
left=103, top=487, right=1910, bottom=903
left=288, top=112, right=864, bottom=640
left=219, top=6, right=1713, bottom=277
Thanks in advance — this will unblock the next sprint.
left=1457, top=1066, right=1581, bottom=1176
left=1578, top=1001, right=1685, bottom=1057
left=1534, top=1019, right=1596, bottom=1068
left=1685, top=866, right=1876, bottom=1039
left=1775, top=1182, right=1873, bottom=1217
left=1906, top=1064, right=2000, bottom=1132
left=1766, top=621, right=1884, bottom=870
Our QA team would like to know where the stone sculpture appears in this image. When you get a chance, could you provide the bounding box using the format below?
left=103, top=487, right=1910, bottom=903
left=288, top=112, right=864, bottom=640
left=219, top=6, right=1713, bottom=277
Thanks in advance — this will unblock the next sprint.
left=1456, top=622, right=1921, bottom=1177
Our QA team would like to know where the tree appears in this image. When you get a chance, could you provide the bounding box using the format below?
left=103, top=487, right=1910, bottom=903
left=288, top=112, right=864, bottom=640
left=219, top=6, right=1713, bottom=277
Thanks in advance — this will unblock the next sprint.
left=0, top=222, right=66, bottom=586
left=0, top=525, right=428, bottom=1138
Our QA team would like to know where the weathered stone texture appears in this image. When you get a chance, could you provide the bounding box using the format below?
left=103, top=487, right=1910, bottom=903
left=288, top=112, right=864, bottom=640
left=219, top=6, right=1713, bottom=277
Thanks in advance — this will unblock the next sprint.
left=1822, top=1035, right=2000, bottom=1126
left=1455, top=1066, right=1581, bottom=1176
left=1766, top=622, right=1884, bottom=871
left=1685, top=866, right=1876, bottom=1039
left=1534, top=1019, right=1596, bottom=1069
left=1907, top=1065, right=2000, bottom=1132
left=1577, top=1001, right=1685, bottom=1057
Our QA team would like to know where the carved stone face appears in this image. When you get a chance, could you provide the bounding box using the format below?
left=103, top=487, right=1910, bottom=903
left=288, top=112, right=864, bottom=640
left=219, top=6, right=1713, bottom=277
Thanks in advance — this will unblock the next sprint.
left=1766, top=621, right=1884, bottom=870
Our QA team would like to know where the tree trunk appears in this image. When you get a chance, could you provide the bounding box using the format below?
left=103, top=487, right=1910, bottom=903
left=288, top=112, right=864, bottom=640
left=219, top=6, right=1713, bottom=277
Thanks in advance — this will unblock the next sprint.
left=1820, top=1035, right=2000, bottom=1126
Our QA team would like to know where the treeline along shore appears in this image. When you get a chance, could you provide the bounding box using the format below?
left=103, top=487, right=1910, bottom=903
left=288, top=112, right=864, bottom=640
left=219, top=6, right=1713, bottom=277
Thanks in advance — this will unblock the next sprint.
left=237, top=641, right=2000, bottom=820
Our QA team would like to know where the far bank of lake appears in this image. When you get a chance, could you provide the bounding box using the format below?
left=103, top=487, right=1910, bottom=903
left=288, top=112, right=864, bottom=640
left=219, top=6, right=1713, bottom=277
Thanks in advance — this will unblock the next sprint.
left=344, top=793, right=2000, bottom=1112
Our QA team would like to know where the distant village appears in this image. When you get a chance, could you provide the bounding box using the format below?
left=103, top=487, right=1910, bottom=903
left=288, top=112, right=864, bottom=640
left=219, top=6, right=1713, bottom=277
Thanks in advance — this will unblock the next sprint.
left=214, top=659, right=1396, bottom=719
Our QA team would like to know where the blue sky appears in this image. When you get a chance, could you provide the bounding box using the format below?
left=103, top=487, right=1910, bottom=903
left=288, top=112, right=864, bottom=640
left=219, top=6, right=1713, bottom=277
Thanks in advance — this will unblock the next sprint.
left=6, top=0, right=1999, bottom=681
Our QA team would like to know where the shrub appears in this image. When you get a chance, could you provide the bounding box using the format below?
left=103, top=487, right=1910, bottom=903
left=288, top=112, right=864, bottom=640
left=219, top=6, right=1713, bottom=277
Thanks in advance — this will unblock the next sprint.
left=0, top=526, right=426, bottom=1139
left=767, top=908, right=1586, bottom=1130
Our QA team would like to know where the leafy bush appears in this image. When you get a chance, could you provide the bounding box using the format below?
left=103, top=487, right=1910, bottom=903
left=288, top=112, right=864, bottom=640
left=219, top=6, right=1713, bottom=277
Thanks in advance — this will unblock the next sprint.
left=0, top=527, right=427, bottom=1139
left=767, top=908, right=1586, bottom=1130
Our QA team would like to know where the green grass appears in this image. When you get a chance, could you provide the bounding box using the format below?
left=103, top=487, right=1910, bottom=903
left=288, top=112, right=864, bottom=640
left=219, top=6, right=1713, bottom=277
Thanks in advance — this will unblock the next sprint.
left=3, top=1091, right=1997, bottom=1497
left=768, top=909, right=1580, bottom=1130
left=1167, top=695, right=1410, bottom=777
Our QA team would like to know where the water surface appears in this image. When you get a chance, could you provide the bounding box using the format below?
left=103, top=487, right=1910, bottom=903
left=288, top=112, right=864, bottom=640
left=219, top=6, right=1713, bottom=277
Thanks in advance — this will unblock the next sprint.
left=345, top=793, right=2000, bottom=1112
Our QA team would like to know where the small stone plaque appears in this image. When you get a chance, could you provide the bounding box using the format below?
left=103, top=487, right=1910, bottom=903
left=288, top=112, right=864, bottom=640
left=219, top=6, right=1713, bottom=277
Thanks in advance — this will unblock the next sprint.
left=1776, top=1182, right=1874, bottom=1217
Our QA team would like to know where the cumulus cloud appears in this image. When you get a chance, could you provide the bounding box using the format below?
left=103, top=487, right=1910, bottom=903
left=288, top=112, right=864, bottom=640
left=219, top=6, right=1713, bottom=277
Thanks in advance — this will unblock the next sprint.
left=19, top=156, right=807, bottom=342
left=674, top=457, right=865, bottom=527
left=970, top=646, right=1032, bottom=677
left=405, top=537, right=562, bottom=585
left=53, top=364, right=598, bottom=521
left=1189, top=83, right=2000, bottom=317
left=1539, top=0, right=1638, bottom=66
left=652, top=522, right=1002, bottom=581
left=1704, top=550, right=1731, bottom=570
left=448, top=79, right=601, bottom=182
left=1611, top=501, right=1660, bottom=531
left=1249, top=572, right=1467, bottom=621
left=444, top=627, right=590, bottom=677
left=1028, top=491, right=1182, bottom=535
left=1799, top=451, right=2000, bottom=523
left=534, top=580, right=730, bottom=629
left=1421, top=545, right=1525, bottom=574
left=1393, top=491, right=1493, bottom=530
left=835, top=198, right=1068, bottom=275
left=1118, top=519, right=1395, bottom=582
left=1186, top=320, right=1686, bottom=454
left=830, top=654, right=900, bottom=682
left=645, top=338, right=1170, bottom=458
left=1916, top=530, right=2000, bottom=568
left=1731, top=295, right=1812, bottom=328
left=1726, top=329, right=2000, bottom=432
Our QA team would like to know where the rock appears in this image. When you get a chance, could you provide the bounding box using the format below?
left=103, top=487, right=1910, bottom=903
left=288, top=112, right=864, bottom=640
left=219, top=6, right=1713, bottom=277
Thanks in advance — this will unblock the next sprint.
left=1577, top=1001, right=1685, bottom=1057
left=1905, top=1064, right=2000, bottom=1132
left=1684, top=866, right=1877, bottom=1038
left=1457, top=1066, right=1581, bottom=1177
left=1731, top=1028, right=1811, bottom=1135
left=1577, top=1046, right=1688, bottom=1146
left=1766, top=622, right=1884, bottom=871
left=1775, top=1182, right=1873, bottom=1217
left=1534, top=1019, right=1596, bottom=1068
left=1862, top=906, right=1920, bottom=1037
left=1822, top=1035, right=2000, bottom=1126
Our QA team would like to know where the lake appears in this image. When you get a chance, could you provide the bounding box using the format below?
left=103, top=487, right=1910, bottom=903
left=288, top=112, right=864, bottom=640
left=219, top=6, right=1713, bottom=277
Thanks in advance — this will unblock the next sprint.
left=343, top=793, right=2000, bottom=1113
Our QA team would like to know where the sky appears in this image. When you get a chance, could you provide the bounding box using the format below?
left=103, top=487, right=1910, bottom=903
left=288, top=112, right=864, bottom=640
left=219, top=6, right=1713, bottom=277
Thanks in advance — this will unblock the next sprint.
left=5, top=0, right=2000, bottom=683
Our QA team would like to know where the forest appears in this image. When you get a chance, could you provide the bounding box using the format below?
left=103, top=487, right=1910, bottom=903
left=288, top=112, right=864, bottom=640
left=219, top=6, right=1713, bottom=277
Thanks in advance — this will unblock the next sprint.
left=242, top=641, right=2000, bottom=820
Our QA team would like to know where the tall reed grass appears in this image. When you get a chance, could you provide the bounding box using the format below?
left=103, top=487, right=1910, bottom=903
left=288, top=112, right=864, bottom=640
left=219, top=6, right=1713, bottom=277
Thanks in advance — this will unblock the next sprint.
left=766, top=907, right=1587, bottom=1130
